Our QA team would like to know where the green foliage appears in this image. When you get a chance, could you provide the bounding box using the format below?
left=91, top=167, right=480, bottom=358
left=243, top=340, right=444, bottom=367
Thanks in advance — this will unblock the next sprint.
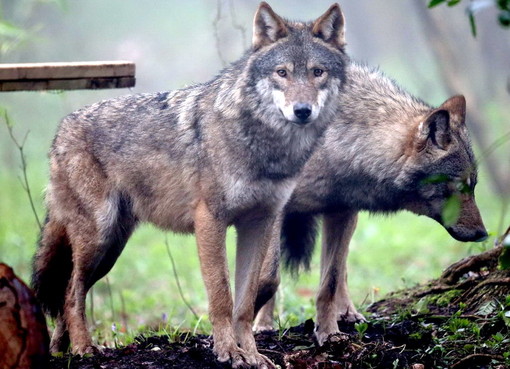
left=434, top=289, right=462, bottom=307
left=413, top=297, right=431, bottom=314
left=421, top=172, right=475, bottom=228
left=0, top=19, right=30, bottom=55
left=0, top=0, right=69, bottom=56
left=354, top=321, right=369, bottom=340
left=428, top=0, right=510, bottom=36
left=428, top=0, right=462, bottom=8
left=499, top=233, right=510, bottom=270
left=442, top=194, right=462, bottom=227
left=422, top=173, right=450, bottom=185
left=275, top=312, right=300, bottom=340
left=469, top=10, right=478, bottom=37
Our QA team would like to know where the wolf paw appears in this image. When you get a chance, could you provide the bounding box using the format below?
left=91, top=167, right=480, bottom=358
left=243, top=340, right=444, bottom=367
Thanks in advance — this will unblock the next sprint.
left=315, top=329, right=350, bottom=347
left=337, top=302, right=366, bottom=323
left=242, top=352, right=276, bottom=369
left=315, top=325, right=340, bottom=346
left=216, top=346, right=275, bottom=368
left=253, top=323, right=275, bottom=333
left=71, top=344, right=100, bottom=356
left=337, top=309, right=366, bottom=323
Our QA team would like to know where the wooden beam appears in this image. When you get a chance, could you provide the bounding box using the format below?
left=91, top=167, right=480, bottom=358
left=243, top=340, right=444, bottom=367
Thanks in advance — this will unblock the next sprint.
left=0, top=61, right=136, bottom=91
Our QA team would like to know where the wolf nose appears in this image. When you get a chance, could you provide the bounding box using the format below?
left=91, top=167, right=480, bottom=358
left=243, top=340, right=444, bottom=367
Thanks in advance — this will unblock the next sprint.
left=294, top=103, right=312, bottom=123
left=473, top=229, right=489, bottom=242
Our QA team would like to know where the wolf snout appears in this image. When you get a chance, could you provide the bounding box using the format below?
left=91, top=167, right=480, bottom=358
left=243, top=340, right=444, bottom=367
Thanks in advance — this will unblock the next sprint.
left=447, top=225, right=488, bottom=243
left=293, top=103, right=313, bottom=124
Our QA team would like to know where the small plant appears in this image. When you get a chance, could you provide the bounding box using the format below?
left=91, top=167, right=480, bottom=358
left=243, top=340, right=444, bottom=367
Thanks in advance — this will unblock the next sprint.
left=498, top=232, right=510, bottom=270
left=486, top=332, right=510, bottom=349
left=111, top=323, right=119, bottom=348
left=354, top=321, right=369, bottom=340
left=275, top=313, right=297, bottom=340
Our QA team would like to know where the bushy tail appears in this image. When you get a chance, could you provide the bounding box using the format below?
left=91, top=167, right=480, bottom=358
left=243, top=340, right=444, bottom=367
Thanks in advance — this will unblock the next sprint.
left=31, top=216, right=73, bottom=318
left=281, top=213, right=318, bottom=274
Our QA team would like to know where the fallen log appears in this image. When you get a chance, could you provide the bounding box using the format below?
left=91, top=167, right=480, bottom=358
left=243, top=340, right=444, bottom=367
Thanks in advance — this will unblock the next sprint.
left=0, top=263, right=49, bottom=369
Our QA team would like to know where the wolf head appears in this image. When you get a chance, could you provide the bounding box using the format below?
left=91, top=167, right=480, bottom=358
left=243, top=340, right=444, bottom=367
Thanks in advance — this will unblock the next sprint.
left=402, top=95, right=488, bottom=242
left=249, top=2, right=348, bottom=126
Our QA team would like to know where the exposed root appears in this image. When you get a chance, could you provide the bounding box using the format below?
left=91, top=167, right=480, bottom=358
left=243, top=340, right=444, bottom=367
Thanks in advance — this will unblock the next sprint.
left=441, top=225, right=510, bottom=285
left=450, top=353, right=505, bottom=369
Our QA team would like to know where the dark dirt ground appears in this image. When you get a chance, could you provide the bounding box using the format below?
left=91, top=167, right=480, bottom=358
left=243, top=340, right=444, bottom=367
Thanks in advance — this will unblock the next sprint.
left=48, top=244, right=510, bottom=369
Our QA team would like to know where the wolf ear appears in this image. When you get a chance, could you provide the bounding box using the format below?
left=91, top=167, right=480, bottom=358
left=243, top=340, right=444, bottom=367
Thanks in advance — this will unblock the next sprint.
left=312, top=3, right=346, bottom=49
left=438, top=95, right=466, bottom=128
left=417, top=109, right=451, bottom=151
left=252, top=2, right=289, bottom=51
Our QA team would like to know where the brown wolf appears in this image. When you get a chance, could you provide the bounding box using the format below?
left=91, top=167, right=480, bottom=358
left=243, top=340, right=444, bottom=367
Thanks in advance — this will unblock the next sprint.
left=31, top=2, right=348, bottom=368
left=253, top=62, right=488, bottom=345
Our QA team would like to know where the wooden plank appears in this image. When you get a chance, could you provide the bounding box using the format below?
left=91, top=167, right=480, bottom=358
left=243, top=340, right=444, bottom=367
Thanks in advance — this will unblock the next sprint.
left=0, top=77, right=136, bottom=92
left=0, top=61, right=136, bottom=91
left=0, top=61, right=135, bottom=80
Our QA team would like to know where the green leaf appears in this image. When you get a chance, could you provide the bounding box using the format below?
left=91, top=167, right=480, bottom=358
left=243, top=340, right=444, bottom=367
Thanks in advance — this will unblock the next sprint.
left=422, top=173, right=450, bottom=184
left=497, top=0, right=510, bottom=11
left=428, top=0, right=447, bottom=8
left=476, top=300, right=497, bottom=316
left=442, top=194, right=461, bottom=227
left=0, top=20, right=26, bottom=37
left=498, top=10, right=510, bottom=27
left=354, top=321, right=368, bottom=336
left=414, top=297, right=431, bottom=315
left=469, top=11, right=478, bottom=37
left=447, top=0, right=462, bottom=6
left=499, top=234, right=510, bottom=270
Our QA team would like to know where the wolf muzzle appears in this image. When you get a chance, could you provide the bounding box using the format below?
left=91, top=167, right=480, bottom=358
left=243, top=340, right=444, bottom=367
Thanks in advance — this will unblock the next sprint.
left=293, top=102, right=313, bottom=124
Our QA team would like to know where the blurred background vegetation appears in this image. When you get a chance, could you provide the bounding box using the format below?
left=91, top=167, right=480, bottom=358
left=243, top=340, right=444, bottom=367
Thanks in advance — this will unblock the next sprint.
left=0, top=0, right=509, bottom=345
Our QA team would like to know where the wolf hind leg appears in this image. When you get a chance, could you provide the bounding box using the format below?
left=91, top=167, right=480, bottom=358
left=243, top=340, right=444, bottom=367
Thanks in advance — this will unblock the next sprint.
left=64, top=193, right=137, bottom=355
left=32, top=217, right=73, bottom=353
left=253, top=214, right=282, bottom=332
left=49, top=313, right=70, bottom=353
left=84, top=193, right=137, bottom=289
left=253, top=296, right=276, bottom=333
left=315, top=210, right=363, bottom=346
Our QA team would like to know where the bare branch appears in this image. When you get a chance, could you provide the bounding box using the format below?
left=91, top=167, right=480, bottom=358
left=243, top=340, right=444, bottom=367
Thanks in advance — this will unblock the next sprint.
left=105, top=276, right=116, bottom=322
left=229, top=0, right=248, bottom=49
left=2, top=110, right=42, bottom=230
left=164, top=236, right=199, bottom=320
left=213, top=0, right=228, bottom=67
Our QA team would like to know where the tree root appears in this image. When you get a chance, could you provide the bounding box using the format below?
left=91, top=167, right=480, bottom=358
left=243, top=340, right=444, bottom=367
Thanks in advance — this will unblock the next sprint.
left=450, top=353, right=505, bottom=369
left=369, top=225, right=510, bottom=317
left=441, top=225, right=510, bottom=285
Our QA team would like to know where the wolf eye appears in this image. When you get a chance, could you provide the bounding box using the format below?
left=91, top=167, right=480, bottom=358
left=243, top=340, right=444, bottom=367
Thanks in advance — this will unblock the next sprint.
left=313, top=68, right=324, bottom=77
left=276, top=69, right=287, bottom=78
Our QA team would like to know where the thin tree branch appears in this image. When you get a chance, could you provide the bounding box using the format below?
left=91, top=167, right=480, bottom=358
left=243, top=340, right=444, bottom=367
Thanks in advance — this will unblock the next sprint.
left=228, top=0, right=248, bottom=49
left=213, top=0, right=228, bottom=67
left=3, top=110, right=42, bottom=230
left=164, top=235, right=199, bottom=320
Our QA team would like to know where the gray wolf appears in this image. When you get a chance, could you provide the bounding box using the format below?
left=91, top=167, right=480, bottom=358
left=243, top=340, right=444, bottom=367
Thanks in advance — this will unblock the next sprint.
left=31, top=2, right=348, bottom=368
left=253, top=62, right=488, bottom=345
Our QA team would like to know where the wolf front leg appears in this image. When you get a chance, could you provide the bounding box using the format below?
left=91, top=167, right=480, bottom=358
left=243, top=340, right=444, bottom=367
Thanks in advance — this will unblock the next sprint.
left=194, top=200, right=256, bottom=368
left=233, top=210, right=279, bottom=369
left=315, top=210, right=364, bottom=345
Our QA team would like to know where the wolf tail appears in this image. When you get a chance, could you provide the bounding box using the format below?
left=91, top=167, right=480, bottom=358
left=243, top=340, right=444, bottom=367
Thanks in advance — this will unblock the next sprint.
left=281, top=212, right=318, bottom=274
left=31, top=216, right=73, bottom=318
